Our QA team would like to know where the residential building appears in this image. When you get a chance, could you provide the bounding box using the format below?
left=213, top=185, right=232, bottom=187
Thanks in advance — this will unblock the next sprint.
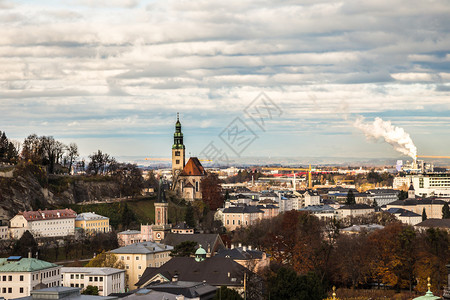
left=0, top=225, right=8, bottom=240
left=296, top=190, right=321, bottom=207
left=221, top=205, right=263, bottom=231
left=61, top=267, right=125, bottom=296
left=9, top=209, right=76, bottom=239
left=0, top=256, right=61, bottom=300
left=117, top=230, right=142, bottom=247
left=121, top=281, right=217, bottom=300
left=170, top=223, right=194, bottom=234
left=13, top=287, right=117, bottom=300
left=110, top=242, right=173, bottom=290
left=356, top=189, right=400, bottom=206
left=386, top=208, right=422, bottom=225
left=415, top=219, right=450, bottom=233
left=135, top=255, right=256, bottom=295
left=337, top=204, right=375, bottom=219
left=386, top=198, right=447, bottom=219
left=299, top=205, right=338, bottom=220
left=75, top=213, right=110, bottom=234
left=215, top=246, right=269, bottom=273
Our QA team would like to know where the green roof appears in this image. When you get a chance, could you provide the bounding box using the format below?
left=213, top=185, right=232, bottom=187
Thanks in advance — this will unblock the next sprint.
left=0, top=258, right=58, bottom=272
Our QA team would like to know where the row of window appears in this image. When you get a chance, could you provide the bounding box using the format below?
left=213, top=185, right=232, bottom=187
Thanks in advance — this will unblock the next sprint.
left=1, top=275, right=22, bottom=281
left=2, top=287, right=22, bottom=294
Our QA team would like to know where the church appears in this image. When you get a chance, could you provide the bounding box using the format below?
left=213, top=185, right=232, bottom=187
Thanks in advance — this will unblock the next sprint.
left=171, top=113, right=206, bottom=201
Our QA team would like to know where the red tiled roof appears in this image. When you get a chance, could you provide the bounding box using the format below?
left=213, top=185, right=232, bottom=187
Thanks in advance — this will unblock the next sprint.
left=20, top=209, right=77, bottom=221
left=180, top=157, right=205, bottom=176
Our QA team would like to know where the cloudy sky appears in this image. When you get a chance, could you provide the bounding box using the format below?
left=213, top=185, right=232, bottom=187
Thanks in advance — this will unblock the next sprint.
left=1, top=0, right=449, bottom=163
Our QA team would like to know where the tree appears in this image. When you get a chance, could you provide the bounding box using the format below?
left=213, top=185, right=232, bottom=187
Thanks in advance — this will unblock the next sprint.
left=267, top=267, right=325, bottom=300
left=113, top=163, right=145, bottom=198
left=65, top=143, right=79, bottom=173
left=346, top=190, right=355, bottom=205
left=82, top=286, right=99, bottom=295
left=185, top=202, right=195, bottom=228
left=422, top=208, right=427, bottom=221
left=398, top=190, right=408, bottom=200
left=201, top=172, right=224, bottom=210
left=85, top=251, right=125, bottom=269
left=213, top=286, right=243, bottom=300
left=170, top=241, right=197, bottom=257
left=443, top=202, right=450, bottom=219
left=87, top=150, right=113, bottom=175
left=13, top=231, right=38, bottom=258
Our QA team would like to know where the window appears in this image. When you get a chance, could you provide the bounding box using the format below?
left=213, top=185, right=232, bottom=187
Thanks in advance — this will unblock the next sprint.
left=99, top=277, right=103, bottom=282
left=126, top=265, right=129, bottom=270
left=2, top=288, right=6, bottom=293
left=8, top=276, right=12, bottom=281
left=89, top=277, right=93, bottom=282
left=195, top=181, right=199, bottom=192
left=138, top=265, right=141, bottom=270
left=94, top=277, right=98, bottom=282
left=81, top=275, right=84, bottom=279
left=8, top=288, right=12, bottom=293
left=20, top=287, right=24, bottom=293
left=71, top=274, right=74, bottom=279
left=20, top=275, right=24, bottom=281
left=175, top=151, right=180, bottom=156
left=121, top=256, right=124, bottom=260
left=76, top=274, right=79, bottom=279
left=176, top=160, right=180, bottom=164
left=127, top=256, right=130, bottom=260
left=135, top=256, right=139, bottom=260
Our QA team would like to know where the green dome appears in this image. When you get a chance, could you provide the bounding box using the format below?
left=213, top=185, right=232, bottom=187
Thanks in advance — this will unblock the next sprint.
left=195, top=245, right=207, bottom=262
left=195, top=245, right=207, bottom=255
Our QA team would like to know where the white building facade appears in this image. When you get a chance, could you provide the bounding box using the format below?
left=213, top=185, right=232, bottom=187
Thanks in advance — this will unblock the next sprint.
left=61, top=267, right=125, bottom=296
left=0, top=257, right=61, bottom=300
left=9, top=209, right=76, bottom=239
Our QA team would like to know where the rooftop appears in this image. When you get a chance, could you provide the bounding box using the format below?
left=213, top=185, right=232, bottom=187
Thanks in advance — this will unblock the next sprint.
left=0, top=257, right=58, bottom=272
left=110, top=242, right=173, bottom=255
left=61, top=267, right=125, bottom=276
left=75, top=212, right=109, bottom=221
left=180, top=157, right=205, bottom=176
left=19, top=209, right=76, bottom=221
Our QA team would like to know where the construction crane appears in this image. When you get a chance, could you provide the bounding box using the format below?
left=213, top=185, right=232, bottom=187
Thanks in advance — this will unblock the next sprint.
left=416, top=155, right=450, bottom=159
left=261, top=165, right=322, bottom=189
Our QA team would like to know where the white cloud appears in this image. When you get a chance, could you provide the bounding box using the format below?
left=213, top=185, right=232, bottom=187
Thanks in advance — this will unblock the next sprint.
left=0, top=0, right=449, bottom=157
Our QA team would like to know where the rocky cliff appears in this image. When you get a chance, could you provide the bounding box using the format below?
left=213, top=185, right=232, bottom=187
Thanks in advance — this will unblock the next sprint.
left=0, top=164, right=120, bottom=222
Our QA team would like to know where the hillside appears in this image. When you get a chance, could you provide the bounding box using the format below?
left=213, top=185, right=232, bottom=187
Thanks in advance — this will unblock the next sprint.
left=0, top=163, right=122, bottom=222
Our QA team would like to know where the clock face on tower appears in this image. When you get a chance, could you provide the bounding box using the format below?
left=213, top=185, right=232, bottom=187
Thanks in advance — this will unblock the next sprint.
left=156, top=232, right=162, bottom=239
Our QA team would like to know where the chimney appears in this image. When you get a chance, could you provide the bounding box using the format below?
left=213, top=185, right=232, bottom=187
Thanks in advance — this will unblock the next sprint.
left=28, top=251, right=32, bottom=258
left=227, top=272, right=231, bottom=278
left=248, top=245, right=252, bottom=250
left=238, top=243, right=242, bottom=248
left=243, top=246, right=247, bottom=251
left=230, top=244, right=234, bottom=249
left=172, top=275, right=178, bottom=282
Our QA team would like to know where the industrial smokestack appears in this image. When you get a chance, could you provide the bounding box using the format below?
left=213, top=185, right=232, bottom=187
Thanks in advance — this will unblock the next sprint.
left=353, top=117, right=417, bottom=159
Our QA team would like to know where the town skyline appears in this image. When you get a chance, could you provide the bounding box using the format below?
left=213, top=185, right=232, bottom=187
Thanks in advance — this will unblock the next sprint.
left=1, top=0, right=449, bottom=159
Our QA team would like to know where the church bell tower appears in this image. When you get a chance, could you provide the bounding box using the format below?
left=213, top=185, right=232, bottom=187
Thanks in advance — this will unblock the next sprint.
left=172, top=113, right=186, bottom=177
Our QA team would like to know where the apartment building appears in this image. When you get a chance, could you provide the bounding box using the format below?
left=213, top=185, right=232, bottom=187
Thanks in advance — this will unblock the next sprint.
left=61, top=267, right=125, bottom=296
left=9, top=209, right=76, bottom=239
left=110, top=242, right=173, bottom=289
left=75, top=212, right=110, bottom=234
left=0, top=256, right=61, bottom=300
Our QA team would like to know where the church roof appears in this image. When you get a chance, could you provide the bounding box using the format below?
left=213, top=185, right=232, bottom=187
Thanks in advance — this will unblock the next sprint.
left=180, top=157, right=205, bottom=176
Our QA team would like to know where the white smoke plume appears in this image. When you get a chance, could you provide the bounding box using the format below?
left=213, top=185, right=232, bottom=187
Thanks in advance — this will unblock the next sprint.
left=353, top=117, right=417, bottom=159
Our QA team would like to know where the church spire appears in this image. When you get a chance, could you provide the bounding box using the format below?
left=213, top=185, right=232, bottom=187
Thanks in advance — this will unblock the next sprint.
left=173, top=112, right=185, bottom=150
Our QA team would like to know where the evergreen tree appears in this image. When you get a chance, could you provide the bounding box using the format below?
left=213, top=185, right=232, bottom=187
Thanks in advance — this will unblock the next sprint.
left=185, top=202, right=195, bottom=228
left=422, top=208, right=427, bottom=221
left=346, top=190, right=356, bottom=205
left=82, top=286, right=99, bottom=295
left=443, top=202, right=450, bottom=219
left=213, top=286, right=243, bottom=300
left=398, top=190, right=408, bottom=200
left=13, top=231, right=38, bottom=258
left=170, top=241, right=197, bottom=257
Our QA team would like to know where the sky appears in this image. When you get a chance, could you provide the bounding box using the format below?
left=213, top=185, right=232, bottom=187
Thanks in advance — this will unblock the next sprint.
left=1, top=0, right=450, bottom=164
